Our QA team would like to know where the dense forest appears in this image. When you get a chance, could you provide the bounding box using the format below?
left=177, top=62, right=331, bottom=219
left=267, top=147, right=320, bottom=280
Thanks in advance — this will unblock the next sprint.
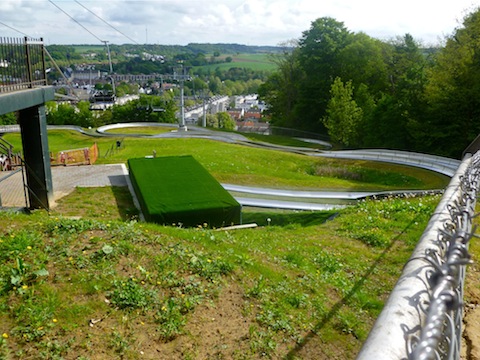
left=259, top=9, right=480, bottom=158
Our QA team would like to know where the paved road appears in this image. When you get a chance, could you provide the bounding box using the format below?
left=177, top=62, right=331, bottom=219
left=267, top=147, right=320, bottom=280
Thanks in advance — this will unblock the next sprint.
left=0, top=164, right=128, bottom=208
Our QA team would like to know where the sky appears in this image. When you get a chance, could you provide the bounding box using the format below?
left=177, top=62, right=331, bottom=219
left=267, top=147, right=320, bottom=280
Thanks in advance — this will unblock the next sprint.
left=1, top=0, right=479, bottom=47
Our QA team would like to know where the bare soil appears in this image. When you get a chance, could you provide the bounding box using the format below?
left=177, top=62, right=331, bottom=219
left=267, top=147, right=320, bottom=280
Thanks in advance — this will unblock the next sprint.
left=462, top=252, right=480, bottom=360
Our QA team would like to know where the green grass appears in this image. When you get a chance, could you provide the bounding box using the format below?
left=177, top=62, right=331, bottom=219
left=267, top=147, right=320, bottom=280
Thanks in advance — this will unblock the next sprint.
left=244, top=132, right=328, bottom=149
left=0, top=127, right=455, bottom=358
left=72, top=45, right=105, bottom=53
left=104, top=126, right=176, bottom=135
left=196, top=53, right=277, bottom=72
left=4, top=130, right=449, bottom=191
left=0, top=187, right=442, bottom=359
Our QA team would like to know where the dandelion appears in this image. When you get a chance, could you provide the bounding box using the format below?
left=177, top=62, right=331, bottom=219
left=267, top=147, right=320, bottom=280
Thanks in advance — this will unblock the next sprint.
left=26, top=246, right=32, bottom=250
left=52, top=319, right=58, bottom=323
left=21, top=285, right=28, bottom=290
left=2, top=333, right=8, bottom=339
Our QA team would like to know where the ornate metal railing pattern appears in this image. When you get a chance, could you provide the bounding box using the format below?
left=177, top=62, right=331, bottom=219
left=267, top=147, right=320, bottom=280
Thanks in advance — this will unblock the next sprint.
left=357, top=151, right=480, bottom=360
left=0, top=37, right=47, bottom=93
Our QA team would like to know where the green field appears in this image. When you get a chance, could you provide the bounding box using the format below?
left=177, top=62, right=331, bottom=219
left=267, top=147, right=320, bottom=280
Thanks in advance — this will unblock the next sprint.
left=196, top=53, right=278, bottom=72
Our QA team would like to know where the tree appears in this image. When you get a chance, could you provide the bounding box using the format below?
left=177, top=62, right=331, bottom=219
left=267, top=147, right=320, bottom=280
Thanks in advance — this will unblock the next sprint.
left=296, top=17, right=354, bottom=131
left=76, top=101, right=94, bottom=128
left=362, top=34, right=428, bottom=151
left=217, top=112, right=236, bottom=130
left=258, top=41, right=303, bottom=128
left=338, top=32, right=390, bottom=96
left=422, top=8, right=480, bottom=157
left=206, top=113, right=218, bottom=128
left=0, top=112, right=17, bottom=125
left=323, top=77, right=363, bottom=147
left=205, top=112, right=235, bottom=130
left=46, top=102, right=76, bottom=125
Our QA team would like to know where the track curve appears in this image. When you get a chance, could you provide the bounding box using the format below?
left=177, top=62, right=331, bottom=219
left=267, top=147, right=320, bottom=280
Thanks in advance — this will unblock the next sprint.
left=5, top=123, right=459, bottom=210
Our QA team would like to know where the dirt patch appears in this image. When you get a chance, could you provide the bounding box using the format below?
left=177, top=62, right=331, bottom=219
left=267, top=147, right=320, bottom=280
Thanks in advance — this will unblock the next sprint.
left=462, top=258, right=480, bottom=360
left=166, top=282, right=253, bottom=359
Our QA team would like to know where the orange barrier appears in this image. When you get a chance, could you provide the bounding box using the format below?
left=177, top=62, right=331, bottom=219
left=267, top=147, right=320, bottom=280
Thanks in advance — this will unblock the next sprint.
left=51, top=143, right=98, bottom=166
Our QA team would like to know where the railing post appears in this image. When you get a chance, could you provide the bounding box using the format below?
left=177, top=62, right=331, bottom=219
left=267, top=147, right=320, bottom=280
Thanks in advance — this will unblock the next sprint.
left=24, top=36, right=33, bottom=88
left=39, top=37, right=46, bottom=85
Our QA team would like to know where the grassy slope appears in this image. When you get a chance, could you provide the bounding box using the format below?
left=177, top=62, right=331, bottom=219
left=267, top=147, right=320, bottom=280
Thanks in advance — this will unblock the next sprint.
left=0, top=188, right=441, bottom=359
left=0, top=129, right=457, bottom=358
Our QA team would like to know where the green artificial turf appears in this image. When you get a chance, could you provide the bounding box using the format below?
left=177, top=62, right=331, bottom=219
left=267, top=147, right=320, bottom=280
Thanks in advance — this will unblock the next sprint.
left=128, top=155, right=241, bottom=228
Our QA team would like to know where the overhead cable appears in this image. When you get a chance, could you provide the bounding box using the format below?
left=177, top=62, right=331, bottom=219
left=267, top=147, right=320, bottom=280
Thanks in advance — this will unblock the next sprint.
left=74, top=0, right=139, bottom=44
left=0, top=21, right=31, bottom=37
left=48, top=0, right=104, bottom=43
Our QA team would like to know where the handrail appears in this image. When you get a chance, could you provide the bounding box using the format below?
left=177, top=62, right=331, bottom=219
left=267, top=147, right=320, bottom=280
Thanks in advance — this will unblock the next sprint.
left=0, top=36, right=47, bottom=94
left=356, top=151, right=479, bottom=360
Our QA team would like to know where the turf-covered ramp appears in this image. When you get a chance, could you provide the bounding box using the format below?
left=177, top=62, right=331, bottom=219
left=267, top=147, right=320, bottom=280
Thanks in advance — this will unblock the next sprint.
left=128, top=155, right=241, bottom=227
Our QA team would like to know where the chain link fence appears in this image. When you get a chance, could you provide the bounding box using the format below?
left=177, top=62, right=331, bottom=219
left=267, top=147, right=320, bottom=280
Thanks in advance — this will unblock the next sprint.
left=357, top=151, right=480, bottom=359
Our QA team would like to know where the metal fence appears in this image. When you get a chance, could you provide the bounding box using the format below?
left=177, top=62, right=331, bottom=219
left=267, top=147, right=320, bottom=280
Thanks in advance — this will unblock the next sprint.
left=0, top=36, right=47, bottom=93
left=356, top=151, right=480, bottom=360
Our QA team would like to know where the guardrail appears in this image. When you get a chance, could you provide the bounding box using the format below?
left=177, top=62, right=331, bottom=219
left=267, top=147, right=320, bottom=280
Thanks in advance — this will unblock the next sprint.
left=0, top=37, right=47, bottom=93
left=356, top=151, right=479, bottom=360
left=317, top=149, right=461, bottom=177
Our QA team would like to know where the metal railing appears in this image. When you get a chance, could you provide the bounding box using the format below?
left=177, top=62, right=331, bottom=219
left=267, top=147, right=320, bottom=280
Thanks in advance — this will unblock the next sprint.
left=357, top=151, right=480, bottom=360
left=0, top=36, right=47, bottom=93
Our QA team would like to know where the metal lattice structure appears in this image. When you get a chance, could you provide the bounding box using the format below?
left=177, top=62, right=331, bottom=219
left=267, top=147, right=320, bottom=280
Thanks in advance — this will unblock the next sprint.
left=357, top=151, right=480, bottom=360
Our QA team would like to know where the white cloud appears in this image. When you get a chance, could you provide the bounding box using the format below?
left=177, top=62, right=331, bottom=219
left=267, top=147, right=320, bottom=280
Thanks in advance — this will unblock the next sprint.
left=0, top=0, right=478, bottom=45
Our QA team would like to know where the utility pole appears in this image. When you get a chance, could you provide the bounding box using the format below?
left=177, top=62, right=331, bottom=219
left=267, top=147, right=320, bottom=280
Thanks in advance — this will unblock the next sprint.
left=202, top=95, right=206, bottom=127
left=102, top=40, right=113, bottom=74
left=174, top=62, right=190, bottom=131
left=202, top=87, right=208, bottom=127
left=180, top=75, right=185, bottom=130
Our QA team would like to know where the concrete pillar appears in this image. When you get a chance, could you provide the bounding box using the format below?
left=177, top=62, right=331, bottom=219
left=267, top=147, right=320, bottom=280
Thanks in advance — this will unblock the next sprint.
left=18, top=105, right=53, bottom=209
